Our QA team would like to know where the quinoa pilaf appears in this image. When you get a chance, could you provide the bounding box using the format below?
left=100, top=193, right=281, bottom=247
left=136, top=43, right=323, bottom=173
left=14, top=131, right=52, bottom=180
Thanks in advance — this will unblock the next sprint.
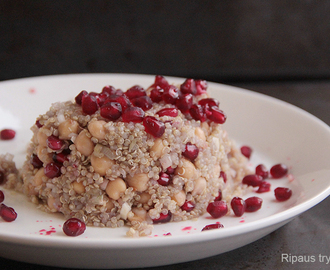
left=2, top=76, right=251, bottom=237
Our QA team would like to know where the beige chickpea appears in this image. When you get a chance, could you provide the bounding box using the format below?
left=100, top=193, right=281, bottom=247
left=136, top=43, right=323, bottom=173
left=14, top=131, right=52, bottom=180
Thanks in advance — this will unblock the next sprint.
left=195, top=127, right=206, bottom=141
left=150, top=138, right=165, bottom=159
left=37, top=127, right=48, bottom=147
left=128, top=207, right=147, bottom=222
left=90, top=154, right=115, bottom=176
left=88, top=120, right=107, bottom=141
left=105, top=199, right=115, bottom=212
left=106, top=178, right=127, bottom=200
left=172, top=190, right=186, bottom=207
left=201, top=122, right=210, bottom=134
left=58, top=119, right=79, bottom=140
left=36, top=145, right=53, bottom=164
left=72, top=181, right=85, bottom=194
left=175, top=158, right=197, bottom=179
left=47, top=195, right=58, bottom=212
left=192, top=177, right=207, bottom=196
left=137, top=192, right=151, bottom=204
left=74, top=130, right=94, bottom=156
left=33, top=168, right=46, bottom=186
left=126, top=173, right=149, bottom=192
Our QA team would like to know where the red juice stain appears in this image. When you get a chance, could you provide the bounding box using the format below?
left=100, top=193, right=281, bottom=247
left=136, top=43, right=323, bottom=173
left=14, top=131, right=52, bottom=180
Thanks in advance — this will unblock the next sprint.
left=239, top=218, right=245, bottom=223
left=163, top=232, right=172, bottom=236
left=182, top=226, right=192, bottom=231
left=39, top=226, right=56, bottom=235
left=29, top=88, right=36, bottom=94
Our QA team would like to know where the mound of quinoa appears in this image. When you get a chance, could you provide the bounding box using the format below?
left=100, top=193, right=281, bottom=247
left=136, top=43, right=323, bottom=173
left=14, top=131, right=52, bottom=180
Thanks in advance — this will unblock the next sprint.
left=3, top=76, right=250, bottom=237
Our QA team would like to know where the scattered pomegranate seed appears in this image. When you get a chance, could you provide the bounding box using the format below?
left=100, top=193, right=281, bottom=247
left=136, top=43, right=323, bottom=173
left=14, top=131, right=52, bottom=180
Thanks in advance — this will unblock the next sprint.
left=0, top=204, right=17, bottom=222
left=274, top=187, right=292, bottom=201
left=53, top=152, right=69, bottom=164
left=63, top=218, right=86, bottom=237
left=143, top=116, right=165, bottom=138
left=176, top=93, right=193, bottom=113
left=195, top=80, right=208, bottom=95
left=214, top=190, right=222, bottom=201
left=270, top=163, right=288, bottom=179
left=257, top=181, right=271, bottom=193
left=202, top=223, right=224, bottom=231
left=220, top=171, right=227, bottom=183
left=180, top=78, right=197, bottom=95
left=198, top=98, right=219, bottom=108
left=153, top=75, right=170, bottom=89
left=125, top=85, right=146, bottom=100
left=0, top=190, right=4, bottom=203
left=81, top=93, right=99, bottom=115
left=156, top=108, right=179, bottom=117
left=0, top=171, right=4, bottom=185
left=44, top=162, right=62, bottom=178
left=47, top=135, right=65, bottom=151
left=0, top=129, right=16, bottom=140
left=152, top=211, right=172, bottom=224
left=242, top=174, right=263, bottom=187
left=75, top=90, right=88, bottom=105
left=230, top=197, right=246, bottom=217
left=206, top=106, right=227, bottom=124
left=162, top=85, right=179, bottom=104
left=30, top=154, right=43, bottom=168
left=100, top=102, right=122, bottom=121
left=101, top=85, right=116, bottom=96
left=255, top=164, right=269, bottom=179
left=207, top=200, right=228, bottom=218
left=150, top=86, right=164, bottom=102
left=131, top=96, right=152, bottom=111
left=240, top=146, right=252, bottom=159
left=181, top=201, right=195, bottom=212
left=245, top=197, right=263, bottom=212
left=122, top=107, right=145, bottom=123
left=182, top=142, right=199, bottom=161
left=189, top=104, right=207, bottom=122
left=104, top=94, right=131, bottom=112
left=157, top=172, right=171, bottom=186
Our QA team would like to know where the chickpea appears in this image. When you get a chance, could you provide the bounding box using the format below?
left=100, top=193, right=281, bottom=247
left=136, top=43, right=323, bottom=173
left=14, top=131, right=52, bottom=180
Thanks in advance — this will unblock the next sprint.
left=172, top=190, right=186, bottom=207
left=36, top=145, right=52, bottom=164
left=195, top=127, right=206, bottom=141
left=58, top=119, right=79, bottom=140
left=90, top=154, right=115, bottom=176
left=33, top=168, right=46, bottom=186
left=37, top=127, right=48, bottom=147
left=137, top=192, right=151, bottom=204
left=105, top=199, right=115, bottom=211
left=106, top=178, right=127, bottom=200
left=126, top=173, right=149, bottom=192
left=74, top=130, right=94, bottom=156
left=47, top=195, right=58, bottom=212
left=192, top=177, right=207, bottom=196
left=72, top=181, right=85, bottom=194
left=128, top=207, right=147, bottom=222
left=175, top=158, right=197, bottom=179
left=88, top=120, right=107, bottom=141
left=150, top=138, right=165, bottom=159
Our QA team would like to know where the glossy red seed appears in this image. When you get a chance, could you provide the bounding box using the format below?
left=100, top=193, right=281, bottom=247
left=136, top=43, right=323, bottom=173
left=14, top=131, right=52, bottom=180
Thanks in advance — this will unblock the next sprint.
left=153, top=75, right=170, bottom=89
left=100, top=102, right=122, bottom=121
left=35, top=120, right=43, bottom=128
left=274, top=187, right=292, bottom=201
left=63, top=218, right=86, bottom=237
left=157, top=172, right=171, bottom=186
left=182, top=142, right=199, bottom=161
left=245, top=197, right=263, bottom=212
left=125, top=85, right=146, bottom=100
left=122, top=107, right=145, bottom=123
left=195, top=80, right=208, bottom=95
left=241, top=146, right=252, bottom=159
left=180, top=78, right=197, bottom=95
left=257, top=181, right=271, bottom=193
left=150, top=86, right=164, bottom=102
left=44, top=162, right=62, bottom=178
left=189, top=104, right=207, bottom=122
left=207, top=106, right=227, bottom=124
left=220, top=171, right=227, bottom=183
left=0, top=129, right=16, bottom=140
left=255, top=164, right=269, bottom=179
left=157, top=108, right=179, bottom=117
left=201, top=223, right=224, bottom=231
left=214, top=190, right=222, bottom=201
left=75, top=90, right=88, bottom=105
left=81, top=94, right=99, bottom=115
left=230, top=197, right=246, bottom=217
left=270, top=164, right=288, bottom=179
left=31, top=154, right=43, bottom=168
left=0, top=171, right=4, bottom=185
left=166, top=166, right=175, bottom=175
left=89, top=92, right=107, bottom=106
left=143, top=116, right=165, bottom=138
left=207, top=200, right=228, bottom=218
left=131, top=96, right=152, bottom=111
left=0, top=191, right=4, bottom=203
left=162, top=85, right=179, bottom=104
left=152, top=211, right=172, bottom=224
left=104, top=94, right=131, bottom=112
left=242, top=174, right=264, bottom=187
left=101, top=85, right=116, bottom=96
left=181, top=201, right=195, bottom=212
left=176, top=93, right=193, bottom=113
left=0, top=204, right=17, bottom=222
left=53, top=152, right=69, bottom=164
left=198, top=98, right=219, bottom=108
left=47, top=135, right=65, bottom=151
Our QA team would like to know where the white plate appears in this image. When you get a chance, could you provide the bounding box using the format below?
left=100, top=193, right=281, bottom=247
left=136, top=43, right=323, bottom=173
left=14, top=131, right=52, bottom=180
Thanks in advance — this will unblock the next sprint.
left=0, top=74, right=330, bottom=269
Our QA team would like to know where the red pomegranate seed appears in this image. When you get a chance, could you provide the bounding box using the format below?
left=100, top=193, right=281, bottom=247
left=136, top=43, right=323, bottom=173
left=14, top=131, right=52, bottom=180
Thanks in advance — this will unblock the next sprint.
left=195, top=80, right=208, bottom=95
left=153, top=75, right=170, bottom=89
left=63, top=218, right=86, bottom=237
left=180, top=78, right=197, bottom=95
left=176, top=94, right=193, bottom=113
left=44, top=162, right=62, bottom=178
left=157, top=172, right=171, bottom=186
left=207, top=200, right=228, bottom=218
left=143, top=116, right=165, bottom=138
left=202, top=223, right=224, bottom=231
left=255, top=164, right=269, bottom=179
left=101, top=85, right=116, bottom=96
left=0, top=129, right=16, bottom=140
left=207, top=106, right=227, bottom=124
left=31, top=154, right=43, bottom=168
left=152, top=211, right=172, bottom=224
left=220, top=171, right=227, bottom=183
left=270, top=163, right=288, bottom=179
left=198, top=98, right=219, bottom=108
left=189, top=104, right=207, bottom=122
left=274, top=187, right=292, bottom=201
left=35, top=120, right=43, bottom=128
left=131, top=96, right=152, bottom=111
left=162, top=85, right=179, bottom=104
left=104, top=94, right=131, bottom=112
left=214, top=190, right=222, bottom=201
left=240, top=146, right=252, bottom=159
left=53, top=152, right=69, bottom=164
left=0, top=171, right=4, bottom=185
left=242, top=174, right=263, bottom=187
left=166, top=166, right=175, bottom=175
left=100, top=102, right=122, bottom=121
left=181, top=201, right=195, bottom=212
left=89, top=92, right=107, bottom=106
left=122, top=107, right=145, bottom=123
left=150, top=86, right=164, bottom=102
left=81, top=93, right=99, bottom=115
left=257, top=181, right=271, bottom=193
left=245, top=196, right=263, bottom=212
left=157, top=108, right=178, bottom=117
left=230, top=197, right=246, bottom=217
left=0, top=204, right=17, bottom=222
left=75, top=90, right=88, bottom=105
left=47, top=135, right=65, bottom=151
left=182, top=142, right=199, bottom=161
left=125, top=85, right=146, bottom=100
left=0, top=190, right=4, bottom=203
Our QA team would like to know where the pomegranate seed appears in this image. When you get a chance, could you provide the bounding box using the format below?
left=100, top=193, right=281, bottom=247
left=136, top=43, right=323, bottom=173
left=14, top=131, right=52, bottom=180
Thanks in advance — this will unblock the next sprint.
left=63, top=218, right=86, bottom=237
left=153, top=75, right=170, bottom=89
left=270, top=163, right=288, bottom=179
left=115, top=89, right=124, bottom=96
left=257, top=181, right=271, bottom=193
left=230, top=197, right=246, bottom=217
left=35, top=120, right=43, bottom=128
left=104, top=94, right=131, bottom=112
left=125, top=85, right=146, bottom=100
left=214, top=190, right=222, bottom=201
left=100, top=102, right=122, bottom=121
left=89, top=92, right=107, bottom=106
left=0, top=190, right=4, bottom=203
left=152, top=211, right=172, bottom=224
left=220, top=171, right=227, bottom=183
left=162, top=85, right=179, bottom=104
left=150, top=86, right=164, bottom=102
left=157, top=172, right=171, bottom=186
left=242, top=174, right=263, bottom=187
left=131, top=96, right=152, bottom=111
left=0, top=171, right=4, bottom=185
left=189, top=104, right=207, bottom=122
left=176, top=94, right=193, bottom=113
left=198, top=98, right=219, bottom=108
left=143, top=116, right=165, bottom=138
left=180, top=78, right=197, bottom=95
left=274, top=187, right=292, bottom=201
left=75, top=90, right=88, bottom=105
left=157, top=108, right=178, bottom=117
left=207, top=106, right=227, bottom=124
left=255, top=164, right=269, bottom=179
left=0, top=204, right=17, bottom=222
left=202, top=223, right=224, bottom=231
left=181, top=201, right=195, bottom=212
left=195, top=80, right=208, bottom=95
left=30, top=154, right=43, bottom=168
left=122, top=107, right=145, bottom=123
left=101, top=85, right=116, bottom=96
left=44, top=162, right=62, bottom=178
left=207, top=200, right=228, bottom=218
left=81, top=93, right=99, bottom=115
left=245, top=196, right=263, bottom=212
left=53, top=152, right=69, bottom=164
left=182, top=142, right=199, bottom=161
left=241, top=146, right=252, bottom=159
left=47, top=135, right=65, bottom=151
left=0, top=129, right=16, bottom=140
left=166, top=166, right=175, bottom=175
